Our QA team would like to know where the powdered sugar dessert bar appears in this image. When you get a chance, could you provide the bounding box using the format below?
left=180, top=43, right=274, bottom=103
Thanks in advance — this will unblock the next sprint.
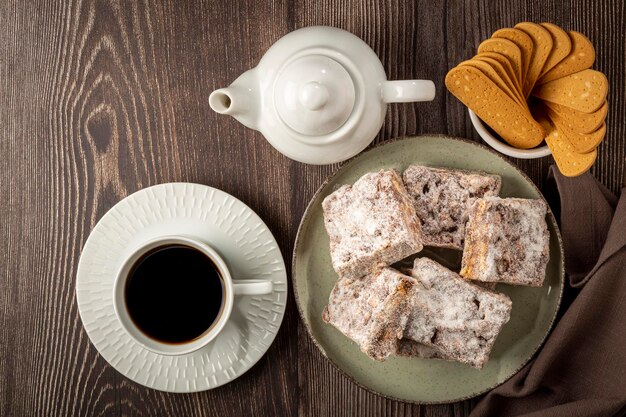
left=460, top=197, right=550, bottom=287
left=396, top=339, right=449, bottom=360
left=403, top=165, right=501, bottom=250
left=322, top=267, right=414, bottom=361
left=322, top=170, right=423, bottom=280
left=404, top=258, right=512, bottom=368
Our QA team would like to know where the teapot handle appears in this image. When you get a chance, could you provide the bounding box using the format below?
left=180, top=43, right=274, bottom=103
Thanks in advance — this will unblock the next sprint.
left=382, top=80, right=436, bottom=103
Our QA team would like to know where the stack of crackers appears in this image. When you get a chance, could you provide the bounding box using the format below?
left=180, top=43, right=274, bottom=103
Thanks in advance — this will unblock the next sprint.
left=446, top=22, right=608, bottom=177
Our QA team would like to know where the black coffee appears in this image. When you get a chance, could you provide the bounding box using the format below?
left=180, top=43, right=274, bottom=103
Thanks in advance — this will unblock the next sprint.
left=125, top=244, right=224, bottom=344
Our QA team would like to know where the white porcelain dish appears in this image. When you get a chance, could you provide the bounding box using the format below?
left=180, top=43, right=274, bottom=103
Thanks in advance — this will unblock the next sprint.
left=469, top=109, right=551, bottom=159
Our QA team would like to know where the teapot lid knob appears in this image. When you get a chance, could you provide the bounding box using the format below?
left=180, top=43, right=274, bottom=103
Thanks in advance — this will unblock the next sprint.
left=299, top=81, right=328, bottom=111
left=274, top=55, right=355, bottom=136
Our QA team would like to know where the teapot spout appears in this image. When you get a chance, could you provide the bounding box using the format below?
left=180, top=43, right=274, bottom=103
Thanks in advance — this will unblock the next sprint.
left=209, top=69, right=259, bottom=130
left=209, top=89, right=237, bottom=114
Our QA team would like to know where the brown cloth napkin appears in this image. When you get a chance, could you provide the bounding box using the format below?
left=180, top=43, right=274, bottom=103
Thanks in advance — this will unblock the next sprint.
left=470, top=167, right=626, bottom=417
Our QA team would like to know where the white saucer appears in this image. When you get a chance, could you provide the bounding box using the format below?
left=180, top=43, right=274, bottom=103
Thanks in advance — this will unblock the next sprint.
left=76, top=183, right=288, bottom=393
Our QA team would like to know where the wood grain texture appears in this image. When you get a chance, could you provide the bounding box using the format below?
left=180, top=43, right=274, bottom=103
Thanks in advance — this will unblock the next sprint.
left=1, top=0, right=624, bottom=416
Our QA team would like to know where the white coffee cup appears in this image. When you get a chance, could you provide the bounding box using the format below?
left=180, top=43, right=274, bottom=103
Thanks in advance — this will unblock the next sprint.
left=113, top=235, right=273, bottom=355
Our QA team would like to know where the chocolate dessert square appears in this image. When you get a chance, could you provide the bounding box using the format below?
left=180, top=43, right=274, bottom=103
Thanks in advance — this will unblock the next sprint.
left=322, top=267, right=414, bottom=361
left=322, top=170, right=423, bottom=280
left=460, top=197, right=550, bottom=287
left=403, top=165, right=501, bottom=250
left=405, top=258, right=512, bottom=368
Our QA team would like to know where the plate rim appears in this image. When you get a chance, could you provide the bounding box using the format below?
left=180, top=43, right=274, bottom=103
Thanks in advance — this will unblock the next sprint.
left=291, top=135, right=565, bottom=404
left=76, top=181, right=288, bottom=393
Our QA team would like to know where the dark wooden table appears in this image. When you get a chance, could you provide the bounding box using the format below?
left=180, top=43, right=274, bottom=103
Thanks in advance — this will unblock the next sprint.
left=2, top=0, right=624, bottom=416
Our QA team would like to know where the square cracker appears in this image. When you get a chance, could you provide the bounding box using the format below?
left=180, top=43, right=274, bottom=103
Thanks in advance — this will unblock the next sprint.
left=545, top=100, right=607, bottom=134
left=445, top=66, right=545, bottom=149
left=515, top=22, right=554, bottom=97
left=539, top=23, right=572, bottom=76
left=536, top=31, right=595, bottom=85
left=532, top=69, right=608, bottom=113
left=491, top=27, right=534, bottom=82
left=477, top=38, right=523, bottom=83
left=538, top=116, right=597, bottom=177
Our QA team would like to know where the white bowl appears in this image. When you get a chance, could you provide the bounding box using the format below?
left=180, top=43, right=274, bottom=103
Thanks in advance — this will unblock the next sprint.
left=468, top=109, right=551, bottom=159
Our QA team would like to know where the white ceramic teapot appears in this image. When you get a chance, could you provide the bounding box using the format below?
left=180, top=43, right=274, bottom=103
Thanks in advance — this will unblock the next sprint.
left=209, top=26, right=435, bottom=165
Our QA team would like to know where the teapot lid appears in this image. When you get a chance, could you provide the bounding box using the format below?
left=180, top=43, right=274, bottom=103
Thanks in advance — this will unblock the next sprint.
left=274, top=55, right=355, bottom=136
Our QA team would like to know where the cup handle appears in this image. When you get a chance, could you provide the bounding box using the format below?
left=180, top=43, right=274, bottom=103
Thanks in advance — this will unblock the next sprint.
left=232, top=279, right=273, bottom=295
left=382, top=80, right=436, bottom=103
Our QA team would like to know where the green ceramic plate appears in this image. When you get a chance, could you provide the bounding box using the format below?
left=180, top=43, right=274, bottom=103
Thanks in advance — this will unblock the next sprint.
left=292, top=135, right=564, bottom=404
